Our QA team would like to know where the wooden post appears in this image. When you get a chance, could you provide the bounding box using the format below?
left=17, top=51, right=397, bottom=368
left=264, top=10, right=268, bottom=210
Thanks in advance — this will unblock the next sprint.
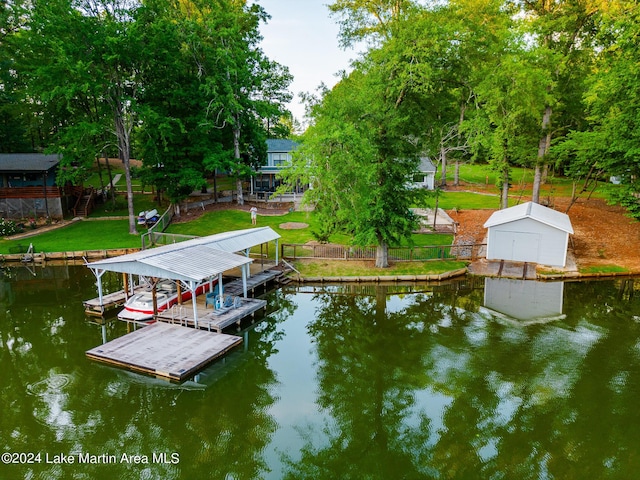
left=151, top=278, right=158, bottom=316
left=177, top=282, right=182, bottom=305
left=123, top=273, right=130, bottom=300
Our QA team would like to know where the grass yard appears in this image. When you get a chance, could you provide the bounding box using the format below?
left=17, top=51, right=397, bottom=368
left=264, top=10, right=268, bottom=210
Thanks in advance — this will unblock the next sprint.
left=166, top=209, right=454, bottom=247
left=89, top=193, right=164, bottom=218
left=1, top=208, right=455, bottom=256
left=0, top=220, right=143, bottom=254
left=292, top=259, right=467, bottom=277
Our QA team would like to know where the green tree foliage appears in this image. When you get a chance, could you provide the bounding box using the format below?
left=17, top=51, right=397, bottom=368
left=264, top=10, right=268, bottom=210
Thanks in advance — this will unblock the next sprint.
left=555, top=2, right=640, bottom=217
left=6, top=0, right=291, bottom=227
left=281, top=61, right=429, bottom=268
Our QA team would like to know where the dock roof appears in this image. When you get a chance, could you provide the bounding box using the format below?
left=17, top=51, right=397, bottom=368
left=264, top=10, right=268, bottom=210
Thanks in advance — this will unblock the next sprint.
left=86, top=227, right=280, bottom=283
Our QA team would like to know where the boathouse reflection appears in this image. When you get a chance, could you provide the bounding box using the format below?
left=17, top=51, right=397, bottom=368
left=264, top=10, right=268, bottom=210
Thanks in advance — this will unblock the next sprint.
left=483, top=277, right=565, bottom=323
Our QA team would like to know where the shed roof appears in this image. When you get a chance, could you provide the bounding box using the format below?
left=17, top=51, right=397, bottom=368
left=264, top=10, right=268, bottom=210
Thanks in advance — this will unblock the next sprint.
left=418, top=157, right=436, bottom=173
left=0, top=154, right=61, bottom=172
left=483, top=202, right=574, bottom=234
left=86, top=227, right=280, bottom=283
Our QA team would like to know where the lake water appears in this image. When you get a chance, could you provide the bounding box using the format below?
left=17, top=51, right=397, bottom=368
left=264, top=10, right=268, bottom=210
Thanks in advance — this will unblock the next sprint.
left=1, top=265, right=640, bottom=479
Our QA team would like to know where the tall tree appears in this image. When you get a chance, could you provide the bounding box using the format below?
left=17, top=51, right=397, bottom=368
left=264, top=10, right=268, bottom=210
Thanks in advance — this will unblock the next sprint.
left=457, top=0, right=553, bottom=208
left=20, top=0, right=142, bottom=232
left=518, top=0, right=603, bottom=204
left=556, top=2, right=640, bottom=217
left=282, top=59, right=428, bottom=268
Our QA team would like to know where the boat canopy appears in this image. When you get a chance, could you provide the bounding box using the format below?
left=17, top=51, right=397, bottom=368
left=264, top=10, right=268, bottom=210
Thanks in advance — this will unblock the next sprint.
left=85, top=227, right=281, bottom=327
left=86, top=227, right=279, bottom=283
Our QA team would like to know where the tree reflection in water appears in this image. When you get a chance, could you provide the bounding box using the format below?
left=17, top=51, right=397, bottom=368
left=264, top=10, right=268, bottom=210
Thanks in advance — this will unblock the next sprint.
left=3, top=266, right=640, bottom=479
left=284, top=280, right=640, bottom=479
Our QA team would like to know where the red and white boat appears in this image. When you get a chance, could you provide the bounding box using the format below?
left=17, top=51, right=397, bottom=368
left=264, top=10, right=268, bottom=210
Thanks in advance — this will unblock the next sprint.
left=117, top=281, right=213, bottom=322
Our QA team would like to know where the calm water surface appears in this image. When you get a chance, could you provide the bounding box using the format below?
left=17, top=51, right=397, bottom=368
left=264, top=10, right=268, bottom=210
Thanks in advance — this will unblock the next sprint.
left=1, top=265, right=640, bottom=479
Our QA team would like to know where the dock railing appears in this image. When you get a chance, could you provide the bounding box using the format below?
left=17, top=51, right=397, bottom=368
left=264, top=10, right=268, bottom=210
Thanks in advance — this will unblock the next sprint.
left=281, top=243, right=486, bottom=262
left=141, top=205, right=189, bottom=249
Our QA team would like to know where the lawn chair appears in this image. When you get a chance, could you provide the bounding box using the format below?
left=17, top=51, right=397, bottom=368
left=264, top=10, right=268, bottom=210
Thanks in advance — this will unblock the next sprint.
left=211, top=295, right=235, bottom=315
left=205, top=284, right=221, bottom=308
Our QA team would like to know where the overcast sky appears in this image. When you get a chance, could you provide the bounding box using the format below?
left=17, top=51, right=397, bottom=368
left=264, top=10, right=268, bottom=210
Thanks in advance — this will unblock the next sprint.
left=257, top=0, right=359, bottom=124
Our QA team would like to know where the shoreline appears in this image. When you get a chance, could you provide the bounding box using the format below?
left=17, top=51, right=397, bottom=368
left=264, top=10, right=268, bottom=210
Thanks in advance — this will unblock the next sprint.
left=2, top=250, right=639, bottom=282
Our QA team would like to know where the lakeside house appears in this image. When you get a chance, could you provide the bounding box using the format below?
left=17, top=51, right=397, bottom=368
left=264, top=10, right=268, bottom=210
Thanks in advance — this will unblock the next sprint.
left=0, top=153, right=68, bottom=219
left=251, top=139, right=302, bottom=198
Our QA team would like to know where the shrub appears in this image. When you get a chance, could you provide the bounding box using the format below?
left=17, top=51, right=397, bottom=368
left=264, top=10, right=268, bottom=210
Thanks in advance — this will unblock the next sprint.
left=0, top=218, right=21, bottom=237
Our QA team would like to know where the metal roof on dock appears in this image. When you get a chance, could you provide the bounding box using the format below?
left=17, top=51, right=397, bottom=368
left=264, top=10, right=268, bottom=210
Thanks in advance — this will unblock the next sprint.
left=86, top=227, right=280, bottom=283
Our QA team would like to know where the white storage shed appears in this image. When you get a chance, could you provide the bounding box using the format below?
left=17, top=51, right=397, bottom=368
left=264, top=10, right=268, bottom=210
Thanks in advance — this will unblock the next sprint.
left=483, top=202, right=574, bottom=267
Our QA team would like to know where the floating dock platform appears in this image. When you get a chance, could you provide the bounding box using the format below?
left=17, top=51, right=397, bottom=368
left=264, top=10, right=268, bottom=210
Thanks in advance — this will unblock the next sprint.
left=86, top=322, right=243, bottom=382
left=157, top=297, right=267, bottom=333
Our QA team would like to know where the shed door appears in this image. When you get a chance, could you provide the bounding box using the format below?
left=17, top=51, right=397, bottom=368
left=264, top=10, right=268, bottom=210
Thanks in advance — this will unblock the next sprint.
left=494, top=231, right=540, bottom=263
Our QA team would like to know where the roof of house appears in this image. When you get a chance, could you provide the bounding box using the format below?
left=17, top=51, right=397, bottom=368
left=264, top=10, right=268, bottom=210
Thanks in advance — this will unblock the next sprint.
left=0, top=154, right=61, bottom=173
left=483, top=201, right=574, bottom=234
left=418, top=157, right=436, bottom=173
left=267, top=139, right=299, bottom=153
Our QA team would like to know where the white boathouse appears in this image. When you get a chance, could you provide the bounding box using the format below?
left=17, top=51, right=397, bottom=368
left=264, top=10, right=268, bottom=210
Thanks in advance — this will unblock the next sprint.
left=483, top=202, right=574, bottom=267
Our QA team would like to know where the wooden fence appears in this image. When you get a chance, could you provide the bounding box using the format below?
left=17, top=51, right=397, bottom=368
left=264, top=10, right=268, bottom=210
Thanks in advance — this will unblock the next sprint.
left=281, top=243, right=486, bottom=262
left=0, top=186, right=62, bottom=199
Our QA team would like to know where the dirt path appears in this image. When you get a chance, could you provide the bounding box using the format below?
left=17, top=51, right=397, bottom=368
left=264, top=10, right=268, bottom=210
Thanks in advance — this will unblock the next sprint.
left=446, top=188, right=640, bottom=271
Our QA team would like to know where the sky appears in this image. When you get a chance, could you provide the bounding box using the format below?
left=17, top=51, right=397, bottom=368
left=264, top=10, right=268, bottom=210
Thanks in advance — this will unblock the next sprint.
left=257, top=0, right=359, bottom=124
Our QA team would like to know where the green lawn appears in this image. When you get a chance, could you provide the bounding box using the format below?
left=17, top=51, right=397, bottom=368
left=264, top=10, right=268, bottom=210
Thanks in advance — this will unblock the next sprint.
left=0, top=220, right=143, bottom=254
left=442, top=162, right=601, bottom=199
left=166, top=209, right=453, bottom=247
left=89, top=193, right=164, bottom=218
left=1, top=208, right=455, bottom=255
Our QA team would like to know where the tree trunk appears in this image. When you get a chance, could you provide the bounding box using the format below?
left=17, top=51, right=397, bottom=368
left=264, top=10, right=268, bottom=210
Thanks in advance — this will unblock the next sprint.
left=233, top=122, right=244, bottom=205
left=532, top=164, right=542, bottom=204
left=375, top=240, right=389, bottom=268
left=439, top=145, right=447, bottom=187
left=501, top=168, right=509, bottom=209
left=213, top=169, right=218, bottom=203
left=532, top=105, right=552, bottom=204
left=113, top=98, right=137, bottom=234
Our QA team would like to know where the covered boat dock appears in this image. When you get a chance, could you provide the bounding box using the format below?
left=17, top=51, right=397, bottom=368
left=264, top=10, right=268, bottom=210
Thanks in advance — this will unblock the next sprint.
left=84, top=227, right=281, bottom=380
left=85, top=226, right=280, bottom=327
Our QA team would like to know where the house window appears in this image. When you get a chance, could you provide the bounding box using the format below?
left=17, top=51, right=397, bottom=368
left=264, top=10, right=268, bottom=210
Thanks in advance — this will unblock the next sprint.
left=255, top=175, right=271, bottom=191
left=271, top=153, right=289, bottom=167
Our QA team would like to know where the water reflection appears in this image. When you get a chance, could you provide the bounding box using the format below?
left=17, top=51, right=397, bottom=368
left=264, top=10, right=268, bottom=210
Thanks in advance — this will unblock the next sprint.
left=483, top=278, right=565, bottom=323
left=2, top=267, right=640, bottom=479
left=283, top=281, right=640, bottom=479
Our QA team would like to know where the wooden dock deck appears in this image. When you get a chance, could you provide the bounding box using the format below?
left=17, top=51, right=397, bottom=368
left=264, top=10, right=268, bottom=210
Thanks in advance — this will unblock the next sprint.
left=156, top=297, right=267, bottom=333
left=223, top=268, right=283, bottom=295
left=83, top=285, right=148, bottom=316
left=86, top=322, right=243, bottom=381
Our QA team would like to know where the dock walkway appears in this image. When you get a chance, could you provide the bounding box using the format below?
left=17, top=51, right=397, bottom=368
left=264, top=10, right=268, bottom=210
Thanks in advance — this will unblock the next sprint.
left=83, top=284, right=148, bottom=316
left=157, top=297, right=267, bottom=333
left=86, top=322, right=243, bottom=381
left=223, top=268, right=283, bottom=296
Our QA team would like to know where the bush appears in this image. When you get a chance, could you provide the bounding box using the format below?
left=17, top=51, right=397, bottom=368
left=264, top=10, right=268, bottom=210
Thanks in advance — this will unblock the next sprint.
left=0, top=218, right=21, bottom=237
